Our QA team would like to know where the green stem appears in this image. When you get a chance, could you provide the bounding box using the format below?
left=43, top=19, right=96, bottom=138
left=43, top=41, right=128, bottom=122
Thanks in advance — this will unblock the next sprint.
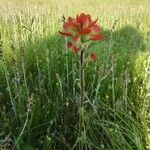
left=79, top=50, right=84, bottom=150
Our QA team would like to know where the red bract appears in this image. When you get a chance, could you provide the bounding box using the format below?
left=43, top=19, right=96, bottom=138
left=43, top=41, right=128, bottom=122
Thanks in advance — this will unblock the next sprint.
left=67, top=42, right=80, bottom=53
left=59, top=13, right=104, bottom=42
left=90, top=34, right=104, bottom=41
left=72, top=45, right=80, bottom=53
left=89, top=53, right=97, bottom=61
left=67, top=42, right=73, bottom=48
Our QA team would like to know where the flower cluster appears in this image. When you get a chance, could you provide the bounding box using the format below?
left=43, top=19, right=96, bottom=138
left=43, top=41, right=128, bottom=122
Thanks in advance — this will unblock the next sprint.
left=59, top=13, right=104, bottom=61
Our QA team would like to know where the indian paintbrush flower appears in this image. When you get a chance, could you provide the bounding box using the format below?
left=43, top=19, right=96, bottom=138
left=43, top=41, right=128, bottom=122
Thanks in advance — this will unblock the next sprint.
left=89, top=53, right=97, bottom=61
left=59, top=13, right=104, bottom=150
left=59, top=13, right=104, bottom=54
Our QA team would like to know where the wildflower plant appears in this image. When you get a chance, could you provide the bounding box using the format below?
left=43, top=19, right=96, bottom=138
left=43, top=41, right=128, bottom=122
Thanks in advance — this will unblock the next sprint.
left=59, top=13, right=104, bottom=149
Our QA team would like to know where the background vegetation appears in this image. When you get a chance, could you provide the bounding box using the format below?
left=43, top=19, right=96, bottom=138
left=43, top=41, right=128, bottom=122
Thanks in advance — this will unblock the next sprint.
left=0, top=0, right=150, bottom=149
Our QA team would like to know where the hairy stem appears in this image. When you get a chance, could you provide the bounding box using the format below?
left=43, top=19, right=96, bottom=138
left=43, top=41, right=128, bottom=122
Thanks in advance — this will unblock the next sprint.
left=79, top=50, right=84, bottom=150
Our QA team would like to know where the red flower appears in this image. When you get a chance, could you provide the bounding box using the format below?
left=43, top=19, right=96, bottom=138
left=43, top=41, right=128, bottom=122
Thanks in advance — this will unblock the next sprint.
left=59, top=13, right=104, bottom=42
left=89, top=53, right=97, bottom=61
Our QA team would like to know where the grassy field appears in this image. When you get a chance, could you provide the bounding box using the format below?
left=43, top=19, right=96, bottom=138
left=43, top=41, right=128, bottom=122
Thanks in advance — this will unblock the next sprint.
left=0, top=0, right=150, bottom=149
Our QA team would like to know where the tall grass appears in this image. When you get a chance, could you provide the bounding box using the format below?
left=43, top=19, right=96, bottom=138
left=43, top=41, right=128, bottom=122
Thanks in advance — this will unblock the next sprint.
left=0, top=0, right=150, bottom=149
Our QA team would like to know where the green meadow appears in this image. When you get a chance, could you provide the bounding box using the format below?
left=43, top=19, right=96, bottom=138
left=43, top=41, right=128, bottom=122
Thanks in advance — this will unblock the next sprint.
left=0, top=0, right=150, bottom=149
